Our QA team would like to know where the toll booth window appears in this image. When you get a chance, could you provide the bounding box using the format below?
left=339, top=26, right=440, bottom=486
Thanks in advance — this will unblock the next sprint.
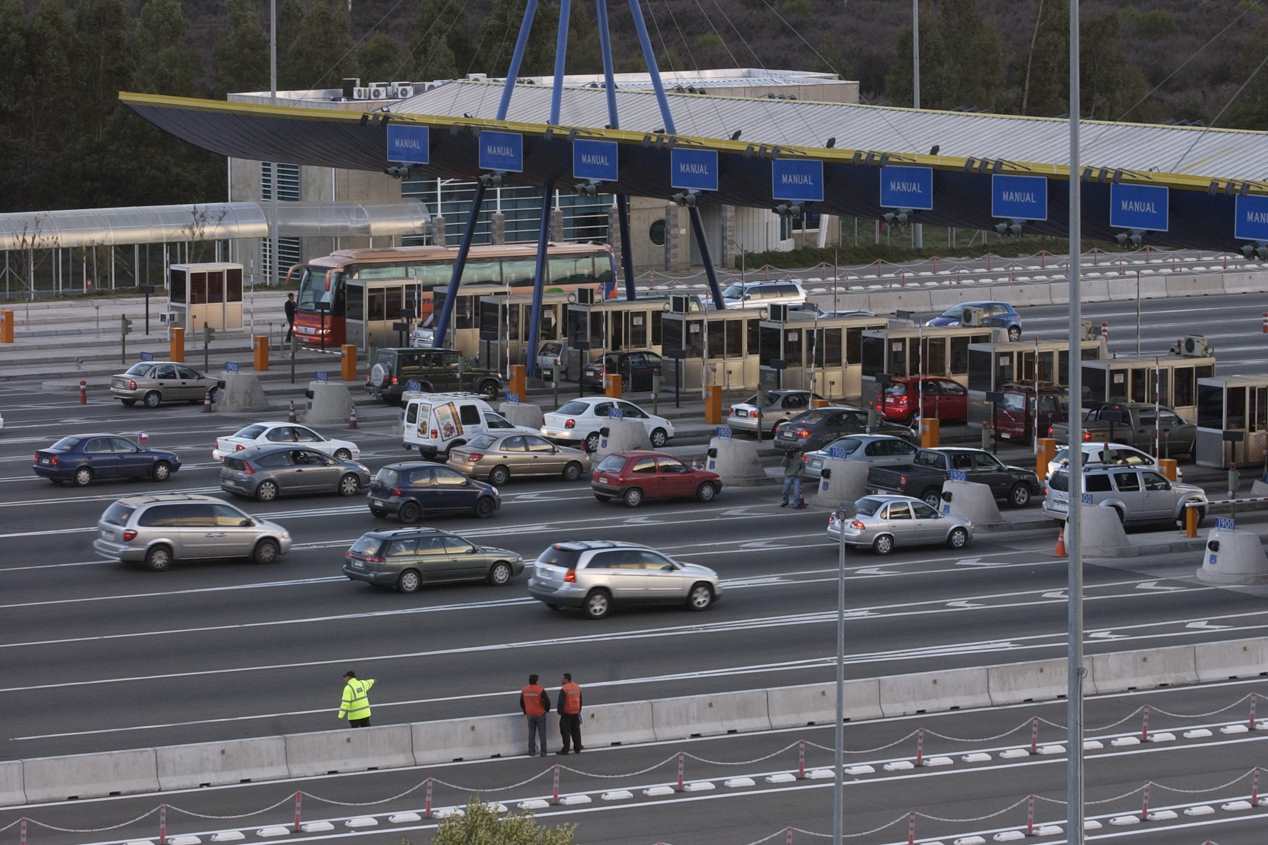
left=367, top=287, right=385, bottom=321
left=384, top=287, right=405, bottom=326
left=1150, top=370, right=1169, bottom=407
left=723, top=320, right=741, bottom=356
left=888, top=339, right=907, bottom=376
left=1227, top=386, right=1247, bottom=429
left=923, top=337, right=946, bottom=375
left=589, top=313, right=604, bottom=348
left=950, top=337, right=971, bottom=375
left=1021, top=352, right=1035, bottom=383
left=567, top=308, right=588, bottom=347
left=908, top=338, right=921, bottom=376
left=629, top=313, right=647, bottom=347
left=1083, top=366, right=1106, bottom=404
left=652, top=311, right=663, bottom=346
left=169, top=268, right=186, bottom=301
left=662, top=320, right=683, bottom=358
left=686, top=321, right=704, bottom=357
left=846, top=327, right=864, bottom=365
left=479, top=301, right=500, bottom=340
left=967, top=349, right=992, bottom=392
left=454, top=294, right=477, bottom=330
left=206, top=270, right=224, bottom=303
left=1058, top=351, right=1070, bottom=386
left=505, top=304, right=519, bottom=341
left=345, top=283, right=364, bottom=321
left=814, top=328, right=843, bottom=367
left=1255, top=387, right=1268, bottom=432
left=1081, top=345, right=1100, bottom=360
left=189, top=272, right=207, bottom=304
left=542, top=305, right=560, bottom=340
left=861, top=335, right=884, bottom=377
left=785, top=330, right=804, bottom=366
left=1197, top=383, right=1224, bottom=428
left=760, top=326, right=781, bottom=363
left=1038, top=352, right=1054, bottom=384
left=707, top=319, right=724, bottom=357
left=747, top=319, right=760, bottom=356
left=1108, top=370, right=1129, bottom=401
left=226, top=268, right=242, bottom=302
left=1130, top=368, right=1148, bottom=403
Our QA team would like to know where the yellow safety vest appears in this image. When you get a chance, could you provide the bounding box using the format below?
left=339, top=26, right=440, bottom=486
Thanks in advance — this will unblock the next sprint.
left=338, top=678, right=374, bottom=720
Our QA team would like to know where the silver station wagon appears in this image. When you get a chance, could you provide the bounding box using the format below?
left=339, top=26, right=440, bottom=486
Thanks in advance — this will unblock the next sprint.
left=826, top=494, right=973, bottom=555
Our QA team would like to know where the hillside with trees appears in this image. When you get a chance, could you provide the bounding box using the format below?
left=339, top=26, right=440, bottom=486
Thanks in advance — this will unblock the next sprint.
left=0, top=0, right=1264, bottom=213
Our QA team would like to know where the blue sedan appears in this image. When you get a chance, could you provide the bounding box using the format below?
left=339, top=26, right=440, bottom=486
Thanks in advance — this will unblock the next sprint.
left=925, top=300, right=1022, bottom=340
left=33, top=434, right=182, bottom=486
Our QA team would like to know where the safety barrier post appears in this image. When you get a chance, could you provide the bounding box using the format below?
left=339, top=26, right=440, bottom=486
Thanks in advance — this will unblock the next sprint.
left=1140, top=783, right=1151, bottom=821
left=0, top=310, right=13, bottom=343
left=1030, top=717, right=1039, bottom=755
left=423, top=778, right=433, bottom=818
left=170, top=325, right=185, bottom=362
left=340, top=344, right=357, bottom=381
left=1140, top=705, right=1152, bottom=742
left=254, top=335, right=269, bottom=371
left=159, top=803, right=167, bottom=845
left=550, top=765, right=561, bottom=805
left=785, top=826, right=794, bottom=845
left=1036, top=438, right=1056, bottom=479
left=797, top=740, right=806, bottom=780
left=1250, top=697, right=1258, bottom=731
left=674, top=752, right=685, bottom=792
left=19, top=818, right=26, bottom=845
left=293, top=791, right=302, bottom=833
left=510, top=364, right=527, bottom=401
left=1185, top=503, right=1199, bottom=538
left=704, top=385, right=722, bottom=424
left=1025, top=794, right=1035, bottom=836
left=915, top=729, right=924, bottom=767
left=906, top=813, right=916, bottom=845
left=1252, top=767, right=1260, bottom=806
left=920, top=418, right=940, bottom=448
left=1159, top=458, right=1177, bottom=481
left=79, top=378, right=87, bottom=405
left=1262, top=312, right=1267, bottom=334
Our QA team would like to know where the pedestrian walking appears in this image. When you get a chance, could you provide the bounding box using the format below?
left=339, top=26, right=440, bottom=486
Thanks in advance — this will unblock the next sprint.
left=284, top=293, right=296, bottom=342
left=781, top=448, right=806, bottom=509
left=337, top=670, right=374, bottom=727
left=556, top=672, right=583, bottom=754
left=519, top=673, right=551, bottom=757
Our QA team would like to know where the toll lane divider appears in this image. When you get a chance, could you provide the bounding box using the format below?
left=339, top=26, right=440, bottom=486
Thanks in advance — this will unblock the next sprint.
left=4, top=637, right=1268, bottom=807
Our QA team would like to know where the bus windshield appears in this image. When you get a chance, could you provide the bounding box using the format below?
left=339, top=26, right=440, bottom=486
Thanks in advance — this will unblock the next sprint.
left=297, top=267, right=337, bottom=310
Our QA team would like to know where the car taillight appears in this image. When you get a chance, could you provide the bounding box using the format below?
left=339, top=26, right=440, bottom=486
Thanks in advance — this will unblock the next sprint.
left=851, top=520, right=866, bottom=530
left=123, top=530, right=137, bottom=541
left=466, top=453, right=483, bottom=462
left=564, top=569, right=577, bottom=582
left=49, top=455, right=59, bottom=465
left=565, top=419, right=576, bottom=429
left=1082, top=431, right=1092, bottom=442
left=235, top=444, right=246, bottom=451
left=128, top=379, right=137, bottom=390
left=242, top=463, right=255, bottom=475
left=796, top=428, right=811, bottom=438
left=391, top=487, right=403, bottom=497
left=1047, top=425, right=1054, bottom=435
left=899, top=474, right=908, bottom=488
left=391, top=375, right=399, bottom=385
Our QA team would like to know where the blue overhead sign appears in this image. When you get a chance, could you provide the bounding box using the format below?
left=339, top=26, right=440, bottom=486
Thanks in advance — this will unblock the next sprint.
left=879, top=165, right=933, bottom=210
left=385, top=124, right=430, bottom=164
left=1234, top=195, right=1268, bottom=242
left=572, top=139, right=619, bottom=182
left=991, top=174, right=1048, bottom=222
left=771, top=159, right=824, bottom=202
left=478, top=130, right=524, bottom=173
left=1109, top=183, right=1169, bottom=232
left=670, top=149, right=719, bottom=192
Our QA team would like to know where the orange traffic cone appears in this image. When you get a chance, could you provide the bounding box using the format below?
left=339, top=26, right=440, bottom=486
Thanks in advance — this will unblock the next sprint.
left=1054, top=528, right=1067, bottom=558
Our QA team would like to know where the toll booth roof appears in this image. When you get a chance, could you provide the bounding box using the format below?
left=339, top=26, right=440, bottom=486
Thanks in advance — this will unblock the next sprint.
left=1198, top=374, right=1268, bottom=387
left=568, top=296, right=675, bottom=312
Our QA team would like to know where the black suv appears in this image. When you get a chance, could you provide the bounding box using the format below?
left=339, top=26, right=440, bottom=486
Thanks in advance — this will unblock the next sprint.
left=773, top=405, right=915, bottom=453
left=581, top=350, right=664, bottom=392
left=366, top=348, right=503, bottom=405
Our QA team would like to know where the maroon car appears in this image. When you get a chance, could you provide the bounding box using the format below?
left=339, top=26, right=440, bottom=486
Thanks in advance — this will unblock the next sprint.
left=875, top=376, right=968, bottom=425
left=591, top=450, right=722, bottom=508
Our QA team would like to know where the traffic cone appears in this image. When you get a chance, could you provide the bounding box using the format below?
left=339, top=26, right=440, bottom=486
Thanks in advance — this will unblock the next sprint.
left=1054, top=527, right=1066, bottom=558
left=202, top=392, right=212, bottom=413
left=348, top=405, right=359, bottom=430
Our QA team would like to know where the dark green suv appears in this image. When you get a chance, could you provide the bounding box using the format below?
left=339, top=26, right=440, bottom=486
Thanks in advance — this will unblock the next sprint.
left=342, top=527, right=524, bottom=593
left=366, top=347, right=503, bottom=405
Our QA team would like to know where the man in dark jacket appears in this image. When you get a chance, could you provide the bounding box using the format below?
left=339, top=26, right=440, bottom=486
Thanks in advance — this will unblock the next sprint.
left=518, top=673, right=551, bottom=757
left=284, top=293, right=296, bottom=342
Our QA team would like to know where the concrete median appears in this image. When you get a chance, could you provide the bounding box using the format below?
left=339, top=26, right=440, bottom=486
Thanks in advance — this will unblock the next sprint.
left=22, top=748, right=158, bottom=802
left=941, top=480, right=1002, bottom=526
left=580, top=701, right=657, bottom=747
left=812, top=458, right=868, bottom=510
left=214, top=372, right=271, bottom=412
left=498, top=401, right=545, bottom=429
left=303, top=380, right=355, bottom=425
left=412, top=714, right=521, bottom=764
left=594, top=418, right=650, bottom=458
left=0, top=761, right=23, bottom=807
left=652, top=690, right=772, bottom=740
left=1089, top=645, right=1199, bottom=694
left=766, top=680, right=882, bottom=727
left=878, top=666, right=990, bottom=716
left=1193, top=637, right=1268, bottom=682
left=987, top=659, right=1080, bottom=706
left=157, top=736, right=288, bottom=789
left=285, top=725, right=414, bottom=777
left=705, top=435, right=767, bottom=486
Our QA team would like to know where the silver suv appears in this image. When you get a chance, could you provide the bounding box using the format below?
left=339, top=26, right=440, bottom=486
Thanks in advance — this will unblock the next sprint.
left=527, top=540, right=721, bottom=620
left=93, top=493, right=292, bottom=571
left=1043, top=467, right=1207, bottom=528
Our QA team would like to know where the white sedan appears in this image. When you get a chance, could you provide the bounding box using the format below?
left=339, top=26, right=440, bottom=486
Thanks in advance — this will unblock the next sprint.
left=541, top=397, right=674, bottom=452
left=1046, top=441, right=1181, bottom=481
left=212, top=422, right=361, bottom=462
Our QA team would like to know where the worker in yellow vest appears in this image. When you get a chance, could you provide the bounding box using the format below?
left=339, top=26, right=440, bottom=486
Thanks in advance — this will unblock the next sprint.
left=338, top=670, right=375, bottom=727
left=556, top=672, right=583, bottom=754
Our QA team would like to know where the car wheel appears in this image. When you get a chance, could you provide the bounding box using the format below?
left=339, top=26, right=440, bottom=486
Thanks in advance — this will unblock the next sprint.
left=650, top=427, right=669, bottom=448
left=252, top=538, right=281, bottom=565
left=73, top=467, right=93, bottom=487
left=487, top=561, right=513, bottom=586
left=120, top=399, right=136, bottom=407
left=687, top=583, right=714, bottom=611
left=338, top=473, right=361, bottom=496
left=145, top=544, right=173, bottom=572
left=946, top=527, right=969, bottom=549
left=921, top=490, right=942, bottom=511
left=399, top=501, right=422, bottom=523
left=333, top=449, right=352, bottom=461
left=872, top=534, right=895, bottom=555
left=1112, top=506, right=1126, bottom=525
left=152, top=461, right=172, bottom=482
left=583, top=589, right=611, bottom=620
left=474, top=496, right=496, bottom=519
left=255, top=480, right=279, bottom=502
left=489, top=465, right=511, bottom=486
left=585, top=431, right=601, bottom=452
left=143, top=390, right=162, bottom=408
left=397, top=569, right=422, bottom=593
left=562, top=462, right=583, bottom=482
left=1008, top=326, right=1022, bottom=341
left=696, top=482, right=717, bottom=503
left=594, top=493, right=612, bottom=503
left=622, top=487, right=644, bottom=508
left=1009, top=483, right=1032, bottom=508
left=478, top=380, right=500, bottom=401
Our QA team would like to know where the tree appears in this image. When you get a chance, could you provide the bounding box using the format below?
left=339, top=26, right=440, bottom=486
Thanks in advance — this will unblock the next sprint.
left=1081, top=10, right=1147, bottom=121
left=74, top=0, right=133, bottom=141
left=885, top=0, right=1003, bottom=113
left=1019, top=0, right=1068, bottom=116
left=214, top=0, right=269, bottom=96
left=430, top=800, right=575, bottom=845
left=284, top=0, right=353, bottom=89
left=407, top=0, right=460, bottom=81
left=358, top=32, right=404, bottom=84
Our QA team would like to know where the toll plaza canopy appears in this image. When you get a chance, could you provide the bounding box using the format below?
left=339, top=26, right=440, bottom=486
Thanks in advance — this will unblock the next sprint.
left=122, top=80, right=1268, bottom=252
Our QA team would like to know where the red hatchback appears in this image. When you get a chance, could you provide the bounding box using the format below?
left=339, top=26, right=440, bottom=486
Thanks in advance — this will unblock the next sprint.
left=591, top=451, right=722, bottom=508
left=876, top=377, right=968, bottom=424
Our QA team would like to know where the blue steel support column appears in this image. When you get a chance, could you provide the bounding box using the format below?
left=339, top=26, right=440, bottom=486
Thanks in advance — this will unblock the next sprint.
left=434, top=0, right=540, bottom=348
left=626, top=0, right=725, bottom=309
left=617, top=195, right=636, bottom=300
left=597, top=0, right=637, bottom=301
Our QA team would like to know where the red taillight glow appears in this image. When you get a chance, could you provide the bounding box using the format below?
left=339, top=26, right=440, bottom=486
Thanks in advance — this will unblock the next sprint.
left=563, top=569, right=577, bottom=582
left=565, top=419, right=576, bottom=429
left=242, top=463, right=255, bottom=475
left=391, top=487, right=403, bottom=497
left=795, top=428, right=811, bottom=438
left=851, top=520, right=866, bottom=530
left=1082, top=431, right=1093, bottom=442
left=128, top=379, right=137, bottom=390
left=1047, top=425, right=1054, bottom=435
left=466, top=453, right=483, bottom=462
left=391, top=375, right=399, bottom=385
left=122, top=530, right=138, bottom=541
left=899, top=474, right=908, bottom=488
left=235, top=444, right=246, bottom=451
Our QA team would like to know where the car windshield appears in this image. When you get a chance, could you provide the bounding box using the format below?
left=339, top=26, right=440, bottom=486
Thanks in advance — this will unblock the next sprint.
left=101, top=502, right=135, bottom=526
left=596, top=455, right=625, bottom=472
left=721, top=284, right=747, bottom=299
left=125, top=363, right=152, bottom=375
left=938, top=305, right=966, bottom=318
left=50, top=436, right=81, bottom=450
left=557, top=401, right=590, bottom=415
left=885, top=384, right=908, bottom=396
left=914, top=451, right=944, bottom=468
left=1049, top=471, right=1069, bottom=492
left=466, top=434, right=497, bottom=449
left=349, top=535, right=383, bottom=556
left=855, top=497, right=883, bottom=516
left=796, top=411, right=828, bottom=425
left=233, top=424, right=267, bottom=440
left=538, top=545, right=583, bottom=568
left=374, top=468, right=400, bottom=487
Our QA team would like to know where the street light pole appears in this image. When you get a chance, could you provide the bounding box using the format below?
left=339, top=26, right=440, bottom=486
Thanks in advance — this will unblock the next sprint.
left=268, top=0, right=279, bottom=288
left=1135, top=270, right=1142, bottom=357
left=911, top=0, right=923, bottom=250
left=832, top=507, right=846, bottom=845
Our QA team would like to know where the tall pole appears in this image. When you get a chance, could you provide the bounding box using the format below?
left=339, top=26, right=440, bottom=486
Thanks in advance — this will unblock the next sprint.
left=596, top=0, right=637, bottom=301
left=269, top=0, right=279, bottom=287
left=833, top=508, right=846, bottom=845
left=911, top=0, right=923, bottom=251
left=1065, top=0, right=1085, bottom=842
left=1135, top=270, right=1142, bottom=357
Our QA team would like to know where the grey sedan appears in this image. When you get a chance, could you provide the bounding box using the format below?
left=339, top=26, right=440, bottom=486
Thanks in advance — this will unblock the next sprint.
left=826, top=494, right=973, bottom=555
left=726, top=389, right=823, bottom=436
left=220, top=444, right=372, bottom=501
left=801, top=435, right=919, bottom=479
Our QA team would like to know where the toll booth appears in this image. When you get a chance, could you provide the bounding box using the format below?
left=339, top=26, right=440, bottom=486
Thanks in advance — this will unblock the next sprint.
left=660, top=305, right=763, bottom=392
left=344, top=275, right=425, bottom=352
left=966, top=338, right=1106, bottom=428
left=564, top=295, right=692, bottom=359
left=168, top=263, right=243, bottom=332
left=860, top=324, right=1000, bottom=404
left=478, top=291, right=570, bottom=372
left=1079, top=352, right=1215, bottom=422
left=756, top=308, right=887, bottom=400
left=1195, top=375, right=1268, bottom=468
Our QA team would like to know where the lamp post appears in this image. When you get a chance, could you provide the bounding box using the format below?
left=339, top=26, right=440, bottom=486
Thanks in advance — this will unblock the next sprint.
left=268, top=0, right=279, bottom=287
left=911, top=0, right=923, bottom=251
left=832, top=506, right=847, bottom=845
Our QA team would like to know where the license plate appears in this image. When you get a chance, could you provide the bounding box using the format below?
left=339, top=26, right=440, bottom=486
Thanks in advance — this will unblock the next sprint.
left=350, top=561, right=364, bottom=570
left=40, top=457, right=50, bottom=464
left=736, top=410, right=748, bottom=417
left=100, top=529, right=112, bottom=539
left=599, top=477, right=609, bottom=484
left=372, top=499, right=384, bottom=507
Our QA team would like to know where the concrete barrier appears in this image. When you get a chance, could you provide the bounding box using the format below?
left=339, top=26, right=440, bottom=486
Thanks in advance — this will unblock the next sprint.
left=866, top=291, right=933, bottom=313
left=941, top=480, right=1002, bottom=526
left=1193, top=638, right=1268, bottom=682
left=1089, top=645, right=1199, bottom=694
left=498, top=401, right=545, bottom=429
left=705, top=435, right=767, bottom=486
left=651, top=690, right=772, bottom=740
left=987, top=659, right=1077, bottom=705
left=594, top=418, right=650, bottom=459
left=1196, top=527, right=1268, bottom=585
left=1252, top=479, right=1268, bottom=498
left=812, top=458, right=868, bottom=510
left=412, top=715, right=521, bottom=764
left=22, top=748, right=158, bottom=802
left=581, top=701, right=657, bottom=747
left=303, top=380, right=355, bottom=425
left=929, top=288, right=983, bottom=309
left=1079, top=279, right=1110, bottom=302
left=878, top=666, right=990, bottom=716
left=285, top=725, right=414, bottom=777
left=1222, top=271, right=1268, bottom=293
left=766, top=680, right=882, bottom=727
left=214, top=372, right=271, bottom=412
left=157, top=736, right=288, bottom=789
left=1047, top=281, right=1070, bottom=304
left=1007, top=284, right=1053, bottom=307
left=0, top=761, right=23, bottom=808
left=1165, top=273, right=1224, bottom=297
left=1067, top=504, right=1132, bottom=558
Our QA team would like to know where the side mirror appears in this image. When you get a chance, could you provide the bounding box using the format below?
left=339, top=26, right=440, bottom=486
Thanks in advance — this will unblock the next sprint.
left=821, top=468, right=832, bottom=479
left=707, top=447, right=718, bottom=458
left=239, top=518, right=253, bottom=527
left=1207, top=540, right=1220, bottom=552
left=599, top=426, right=611, bottom=437
left=941, top=491, right=953, bottom=502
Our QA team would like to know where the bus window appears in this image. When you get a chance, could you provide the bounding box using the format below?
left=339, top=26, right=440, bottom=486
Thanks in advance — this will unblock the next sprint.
left=502, top=260, right=535, bottom=287
left=596, top=255, right=614, bottom=287
left=297, top=267, right=332, bottom=309
left=461, top=258, right=501, bottom=285
left=550, top=256, right=591, bottom=284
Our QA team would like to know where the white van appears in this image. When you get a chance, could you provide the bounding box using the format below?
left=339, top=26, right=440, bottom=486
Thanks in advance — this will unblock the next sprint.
left=401, top=393, right=537, bottom=458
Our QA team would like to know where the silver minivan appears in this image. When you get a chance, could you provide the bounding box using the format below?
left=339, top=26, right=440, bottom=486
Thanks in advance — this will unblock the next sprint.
left=93, top=493, right=292, bottom=571
left=1043, top=466, right=1207, bottom=528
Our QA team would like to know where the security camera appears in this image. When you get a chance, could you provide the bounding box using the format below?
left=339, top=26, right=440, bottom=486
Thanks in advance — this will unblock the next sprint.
left=672, top=191, right=698, bottom=208
left=479, top=172, right=505, bottom=188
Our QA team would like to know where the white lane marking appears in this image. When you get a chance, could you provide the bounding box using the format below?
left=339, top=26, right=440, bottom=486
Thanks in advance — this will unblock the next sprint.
left=0, top=576, right=347, bottom=610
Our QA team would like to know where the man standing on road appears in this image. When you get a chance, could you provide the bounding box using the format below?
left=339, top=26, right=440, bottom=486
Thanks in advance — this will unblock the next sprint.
left=556, top=672, right=583, bottom=754
left=781, top=448, right=806, bottom=509
left=337, top=670, right=374, bottom=727
left=519, top=673, right=551, bottom=757
left=284, top=293, right=296, bottom=343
